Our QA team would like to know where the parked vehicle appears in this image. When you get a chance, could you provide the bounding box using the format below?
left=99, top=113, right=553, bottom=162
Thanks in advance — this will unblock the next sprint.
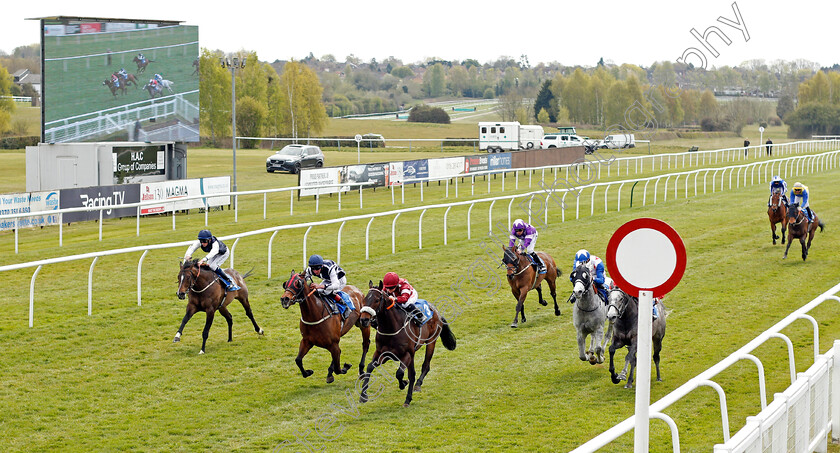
left=266, top=144, right=324, bottom=174
left=479, top=122, right=544, bottom=152
left=599, top=134, right=636, bottom=149
left=556, top=126, right=577, bottom=135
left=540, top=134, right=587, bottom=149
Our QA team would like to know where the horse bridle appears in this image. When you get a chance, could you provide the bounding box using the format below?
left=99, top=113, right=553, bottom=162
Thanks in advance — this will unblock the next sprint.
left=607, top=289, right=633, bottom=318
left=284, top=273, right=334, bottom=325
left=502, top=250, right=529, bottom=277
left=362, top=287, right=411, bottom=336
left=789, top=206, right=807, bottom=227
left=181, top=264, right=218, bottom=294
left=571, top=267, right=602, bottom=312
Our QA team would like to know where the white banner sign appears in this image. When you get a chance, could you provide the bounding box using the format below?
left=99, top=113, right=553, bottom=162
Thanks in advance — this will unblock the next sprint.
left=0, top=191, right=60, bottom=231
left=428, top=156, right=465, bottom=179
left=299, top=168, right=342, bottom=196
left=388, top=162, right=404, bottom=187
left=139, top=177, right=230, bottom=215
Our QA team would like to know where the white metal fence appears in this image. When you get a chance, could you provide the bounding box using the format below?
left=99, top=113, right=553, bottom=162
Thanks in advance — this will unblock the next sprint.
left=571, top=284, right=840, bottom=453
left=3, top=149, right=838, bottom=328
left=4, top=140, right=837, bottom=254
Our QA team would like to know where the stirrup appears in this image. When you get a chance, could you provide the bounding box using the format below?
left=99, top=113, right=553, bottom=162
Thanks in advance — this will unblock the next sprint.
left=227, top=283, right=240, bottom=291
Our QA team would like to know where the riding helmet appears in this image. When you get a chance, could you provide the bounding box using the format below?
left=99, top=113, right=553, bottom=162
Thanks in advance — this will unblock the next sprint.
left=512, top=219, right=526, bottom=230
left=793, top=182, right=804, bottom=194
left=772, top=175, right=782, bottom=182
left=197, top=229, right=213, bottom=241
left=383, top=272, right=400, bottom=288
left=575, top=249, right=591, bottom=263
left=308, top=254, right=324, bottom=268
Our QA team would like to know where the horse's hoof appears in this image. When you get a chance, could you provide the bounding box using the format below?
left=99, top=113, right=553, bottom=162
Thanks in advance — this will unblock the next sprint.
left=302, top=370, right=314, bottom=378
left=402, top=402, right=411, bottom=408
left=657, top=378, right=663, bottom=382
left=341, top=363, right=352, bottom=373
left=510, top=323, right=518, bottom=328
left=173, top=337, right=180, bottom=343
left=611, top=375, right=621, bottom=384
left=258, top=329, right=264, bottom=335
left=414, top=385, right=422, bottom=392
left=539, top=299, right=548, bottom=306
left=326, top=375, right=335, bottom=384
left=624, top=383, right=633, bottom=389
left=617, top=372, right=627, bottom=381
left=360, top=395, right=368, bottom=404
left=554, top=309, right=561, bottom=316
left=399, top=379, right=408, bottom=390
left=199, top=350, right=205, bottom=355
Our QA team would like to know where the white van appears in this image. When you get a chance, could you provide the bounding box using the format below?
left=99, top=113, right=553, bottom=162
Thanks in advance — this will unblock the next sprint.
left=479, top=122, right=544, bottom=152
left=600, top=134, right=636, bottom=149
left=540, top=134, right=586, bottom=149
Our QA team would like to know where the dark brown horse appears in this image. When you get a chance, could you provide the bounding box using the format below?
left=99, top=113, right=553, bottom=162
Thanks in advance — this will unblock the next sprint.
left=116, top=72, right=139, bottom=89
left=281, top=271, right=370, bottom=383
left=606, top=288, right=666, bottom=389
left=175, top=259, right=264, bottom=354
left=502, top=246, right=560, bottom=328
left=767, top=190, right=788, bottom=245
left=102, top=79, right=126, bottom=97
left=358, top=281, right=456, bottom=407
left=133, top=56, right=153, bottom=73
left=783, top=203, right=825, bottom=260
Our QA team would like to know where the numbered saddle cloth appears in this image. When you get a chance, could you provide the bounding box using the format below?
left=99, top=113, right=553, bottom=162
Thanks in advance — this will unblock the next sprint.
left=414, top=299, right=433, bottom=326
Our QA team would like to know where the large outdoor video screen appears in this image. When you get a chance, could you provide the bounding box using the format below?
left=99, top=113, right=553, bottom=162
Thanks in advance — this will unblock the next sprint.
left=41, top=18, right=199, bottom=143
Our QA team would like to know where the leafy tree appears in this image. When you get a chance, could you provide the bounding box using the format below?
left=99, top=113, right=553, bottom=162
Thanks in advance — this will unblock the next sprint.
left=198, top=48, right=230, bottom=146
left=275, top=61, right=328, bottom=139
left=534, top=80, right=555, bottom=122
left=422, top=63, right=446, bottom=97
left=390, top=66, right=414, bottom=79
left=448, top=66, right=469, bottom=97
left=236, top=96, right=267, bottom=148
left=784, top=102, right=840, bottom=137
left=776, top=93, right=795, bottom=120
left=0, top=63, right=14, bottom=134
left=537, top=108, right=551, bottom=124
left=699, top=90, right=719, bottom=119
left=408, top=105, right=450, bottom=123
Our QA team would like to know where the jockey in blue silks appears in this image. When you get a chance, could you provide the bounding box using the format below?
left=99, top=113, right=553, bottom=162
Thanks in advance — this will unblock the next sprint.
left=138, top=53, right=146, bottom=64
left=304, top=254, right=354, bottom=320
left=154, top=73, right=163, bottom=84
left=570, top=249, right=609, bottom=302
left=184, top=229, right=240, bottom=291
left=768, top=175, right=788, bottom=207
left=509, top=218, right=546, bottom=274
left=790, top=182, right=814, bottom=223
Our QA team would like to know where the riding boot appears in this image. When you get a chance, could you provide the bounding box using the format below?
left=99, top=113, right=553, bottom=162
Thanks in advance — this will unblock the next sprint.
left=214, top=268, right=240, bottom=291
left=408, top=305, right=424, bottom=327
left=530, top=252, right=546, bottom=274
left=652, top=302, right=659, bottom=320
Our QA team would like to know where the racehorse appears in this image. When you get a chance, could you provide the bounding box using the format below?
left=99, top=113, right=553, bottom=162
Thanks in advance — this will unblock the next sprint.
left=158, top=79, right=175, bottom=93
left=606, top=288, right=666, bottom=388
left=767, top=190, right=787, bottom=245
left=144, top=82, right=163, bottom=98
left=502, top=246, right=561, bottom=328
left=174, top=259, right=264, bottom=354
left=783, top=202, right=825, bottom=261
left=133, top=56, right=153, bottom=73
left=358, top=281, right=456, bottom=407
left=116, top=72, right=139, bottom=89
left=102, top=79, right=126, bottom=97
left=281, top=271, right=371, bottom=383
left=569, top=263, right=607, bottom=364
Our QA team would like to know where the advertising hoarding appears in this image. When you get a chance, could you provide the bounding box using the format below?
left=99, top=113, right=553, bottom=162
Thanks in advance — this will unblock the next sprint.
left=60, top=184, right=141, bottom=222
left=0, top=191, right=60, bottom=231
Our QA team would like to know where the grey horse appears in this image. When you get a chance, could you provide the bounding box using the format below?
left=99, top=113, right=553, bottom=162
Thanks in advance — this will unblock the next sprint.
left=570, top=264, right=607, bottom=365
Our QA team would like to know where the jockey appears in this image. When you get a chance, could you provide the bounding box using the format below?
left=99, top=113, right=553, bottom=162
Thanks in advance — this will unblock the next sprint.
left=118, top=68, right=128, bottom=79
left=383, top=272, right=424, bottom=327
left=111, top=73, right=120, bottom=87
left=508, top=218, right=546, bottom=274
left=570, top=249, right=610, bottom=302
left=154, top=73, right=163, bottom=84
left=304, top=254, right=352, bottom=319
left=184, top=229, right=240, bottom=291
left=138, top=53, right=146, bottom=64
left=768, top=175, right=788, bottom=207
left=790, top=182, right=814, bottom=223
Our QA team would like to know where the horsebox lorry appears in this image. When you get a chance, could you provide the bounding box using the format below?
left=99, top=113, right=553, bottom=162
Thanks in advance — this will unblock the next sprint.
left=479, top=122, right=544, bottom=152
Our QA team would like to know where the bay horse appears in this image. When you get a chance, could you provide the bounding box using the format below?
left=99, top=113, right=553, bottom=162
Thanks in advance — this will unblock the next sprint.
left=281, top=271, right=370, bottom=383
left=358, top=281, right=456, bottom=407
left=102, top=79, right=125, bottom=97
left=175, top=259, right=264, bottom=354
left=116, top=72, right=139, bottom=89
left=569, top=263, right=607, bottom=364
left=502, top=246, right=560, bottom=328
left=767, top=190, right=787, bottom=245
left=783, top=202, right=825, bottom=261
left=133, top=56, right=153, bottom=73
left=607, top=288, right=666, bottom=388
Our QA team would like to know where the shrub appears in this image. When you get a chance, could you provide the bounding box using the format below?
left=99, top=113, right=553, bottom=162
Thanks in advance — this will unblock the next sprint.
left=768, top=116, right=783, bottom=126
left=700, top=117, right=731, bottom=132
left=0, top=135, right=39, bottom=149
left=408, top=105, right=450, bottom=124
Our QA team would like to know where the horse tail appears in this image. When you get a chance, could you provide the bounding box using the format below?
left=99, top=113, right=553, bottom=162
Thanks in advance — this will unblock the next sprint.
left=241, top=266, right=256, bottom=279
left=439, top=318, right=457, bottom=351
left=819, top=220, right=825, bottom=232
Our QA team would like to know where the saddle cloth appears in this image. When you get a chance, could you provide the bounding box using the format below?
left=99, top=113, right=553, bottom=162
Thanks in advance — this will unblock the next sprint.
left=414, top=299, right=433, bottom=326
left=320, top=291, right=355, bottom=315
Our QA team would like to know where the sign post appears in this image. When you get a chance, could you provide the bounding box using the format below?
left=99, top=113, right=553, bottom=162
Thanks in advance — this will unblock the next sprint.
left=355, top=134, right=363, bottom=164
left=606, top=218, right=686, bottom=453
left=759, top=126, right=765, bottom=155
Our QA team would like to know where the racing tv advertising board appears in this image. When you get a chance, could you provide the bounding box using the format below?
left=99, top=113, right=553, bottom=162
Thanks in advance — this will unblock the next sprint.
left=40, top=17, right=199, bottom=143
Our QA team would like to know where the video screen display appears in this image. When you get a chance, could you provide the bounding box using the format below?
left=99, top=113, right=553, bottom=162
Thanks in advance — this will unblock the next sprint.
left=41, top=18, right=199, bottom=143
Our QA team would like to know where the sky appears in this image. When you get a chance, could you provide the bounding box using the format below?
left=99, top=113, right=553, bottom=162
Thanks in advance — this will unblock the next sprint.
left=2, top=0, right=838, bottom=69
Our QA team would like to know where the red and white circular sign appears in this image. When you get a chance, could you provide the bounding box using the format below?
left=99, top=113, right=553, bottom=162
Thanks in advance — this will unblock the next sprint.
left=606, top=218, right=686, bottom=298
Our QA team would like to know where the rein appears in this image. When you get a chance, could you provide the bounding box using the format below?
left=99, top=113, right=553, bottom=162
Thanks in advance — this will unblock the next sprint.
left=573, top=275, right=601, bottom=312
left=186, top=269, right=219, bottom=293
left=288, top=274, right=333, bottom=325
left=364, top=287, right=412, bottom=336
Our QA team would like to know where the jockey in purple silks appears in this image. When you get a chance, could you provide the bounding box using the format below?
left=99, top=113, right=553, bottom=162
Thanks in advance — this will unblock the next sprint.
left=508, top=219, right=546, bottom=274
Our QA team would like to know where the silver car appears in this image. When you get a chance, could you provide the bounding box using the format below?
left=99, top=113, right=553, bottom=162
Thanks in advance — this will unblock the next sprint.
left=266, top=144, right=324, bottom=174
